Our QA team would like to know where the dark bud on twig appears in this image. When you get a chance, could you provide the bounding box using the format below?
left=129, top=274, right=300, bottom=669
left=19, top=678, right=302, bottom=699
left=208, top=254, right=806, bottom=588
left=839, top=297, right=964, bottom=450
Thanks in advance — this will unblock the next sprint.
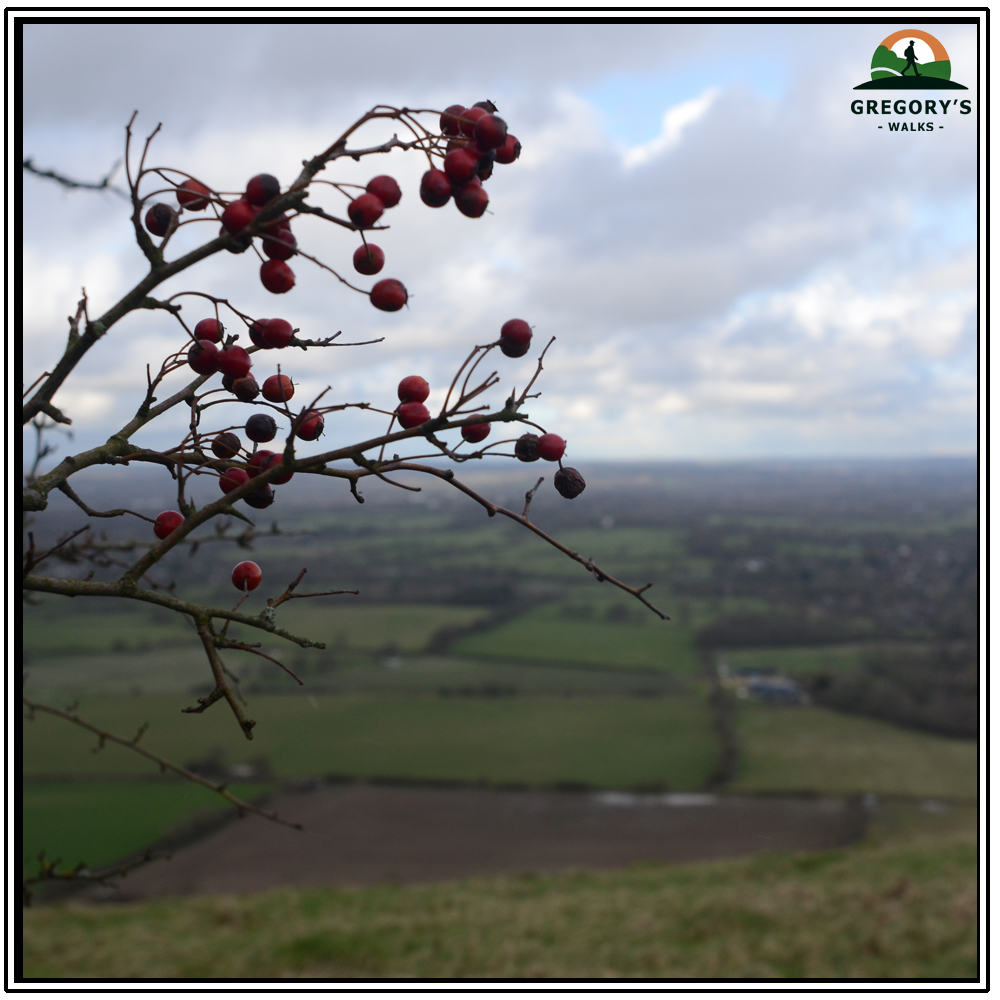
left=515, top=433, right=540, bottom=463
left=554, top=467, right=586, bottom=499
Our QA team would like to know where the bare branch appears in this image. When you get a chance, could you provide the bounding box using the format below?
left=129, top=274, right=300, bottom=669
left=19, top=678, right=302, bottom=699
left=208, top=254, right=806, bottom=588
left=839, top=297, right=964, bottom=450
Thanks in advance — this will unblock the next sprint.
left=23, top=157, right=127, bottom=198
left=22, top=694, right=302, bottom=828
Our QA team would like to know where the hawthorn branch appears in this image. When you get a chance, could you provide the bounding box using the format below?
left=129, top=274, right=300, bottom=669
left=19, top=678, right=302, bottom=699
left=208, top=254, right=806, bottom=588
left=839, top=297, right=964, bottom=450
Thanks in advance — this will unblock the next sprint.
left=23, top=849, right=169, bottom=907
left=383, top=463, right=670, bottom=620
left=22, top=694, right=301, bottom=828
left=23, top=157, right=127, bottom=198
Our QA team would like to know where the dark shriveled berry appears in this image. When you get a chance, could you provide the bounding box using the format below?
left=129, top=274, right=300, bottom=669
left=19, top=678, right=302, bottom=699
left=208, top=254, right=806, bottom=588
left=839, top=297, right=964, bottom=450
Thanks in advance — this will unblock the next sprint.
left=227, top=374, right=260, bottom=402
left=554, top=467, right=586, bottom=499
left=211, top=432, right=242, bottom=459
left=245, top=413, right=278, bottom=443
left=515, top=433, right=540, bottom=462
left=472, top=100, right=499, bottom=113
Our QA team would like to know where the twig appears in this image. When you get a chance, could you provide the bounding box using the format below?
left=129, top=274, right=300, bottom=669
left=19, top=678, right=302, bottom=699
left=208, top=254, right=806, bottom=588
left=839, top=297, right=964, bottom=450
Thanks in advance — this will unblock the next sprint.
left=23, top=849, right=169, bottom=907
left=22, top=695, right=301, bottom=828
left=23, top=157, right=127, bottom=198
left=522, top=477, right=545, bottom=518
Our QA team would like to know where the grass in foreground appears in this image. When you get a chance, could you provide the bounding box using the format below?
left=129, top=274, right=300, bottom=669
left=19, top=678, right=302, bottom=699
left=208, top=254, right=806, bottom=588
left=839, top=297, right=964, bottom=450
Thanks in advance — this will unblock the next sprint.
left=21, top=821, right=978, bottom=979
left=732, top=703, right=978, bottom=800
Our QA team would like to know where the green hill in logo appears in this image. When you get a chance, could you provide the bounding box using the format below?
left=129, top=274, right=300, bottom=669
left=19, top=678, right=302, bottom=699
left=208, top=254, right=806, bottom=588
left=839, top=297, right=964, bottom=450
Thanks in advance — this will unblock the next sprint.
left=854, top=31, right=968, bottom=90
left=871, top=44, right=951, bottom=82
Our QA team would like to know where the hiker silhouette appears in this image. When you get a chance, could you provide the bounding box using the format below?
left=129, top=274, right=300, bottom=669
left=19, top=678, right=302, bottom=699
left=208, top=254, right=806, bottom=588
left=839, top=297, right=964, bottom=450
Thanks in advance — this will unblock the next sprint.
left=901, top=40, right=921, bottom=76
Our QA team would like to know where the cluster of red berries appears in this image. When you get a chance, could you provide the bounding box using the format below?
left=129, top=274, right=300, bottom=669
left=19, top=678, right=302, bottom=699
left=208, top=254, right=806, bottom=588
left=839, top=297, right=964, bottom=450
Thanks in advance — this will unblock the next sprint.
left=420, top=100, right=520, bottom=219
left=346, top=176, right=410, bottom=313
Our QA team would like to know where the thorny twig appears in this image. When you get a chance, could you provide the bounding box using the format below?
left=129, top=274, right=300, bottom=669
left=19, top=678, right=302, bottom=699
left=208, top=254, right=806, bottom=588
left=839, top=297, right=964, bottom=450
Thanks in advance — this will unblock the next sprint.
left=23, top=849, right=170, bottom=907
left=22, top=694, right=302, bottom=827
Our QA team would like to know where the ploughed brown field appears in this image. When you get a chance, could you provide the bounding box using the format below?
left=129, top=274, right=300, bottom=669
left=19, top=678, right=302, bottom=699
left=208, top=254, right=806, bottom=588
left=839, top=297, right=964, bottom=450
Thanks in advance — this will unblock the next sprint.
left=82, top=784, right=866, bottom=901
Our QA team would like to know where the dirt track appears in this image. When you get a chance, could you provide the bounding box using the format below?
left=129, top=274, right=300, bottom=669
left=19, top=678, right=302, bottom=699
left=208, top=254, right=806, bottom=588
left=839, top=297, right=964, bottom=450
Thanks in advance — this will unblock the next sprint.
left=85, top=784, right=866, bottom=902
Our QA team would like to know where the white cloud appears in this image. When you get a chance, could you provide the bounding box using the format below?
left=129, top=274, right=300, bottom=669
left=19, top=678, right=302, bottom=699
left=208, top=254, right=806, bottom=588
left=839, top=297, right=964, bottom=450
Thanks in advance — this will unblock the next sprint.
left=622, top=88, right=720, bottom=169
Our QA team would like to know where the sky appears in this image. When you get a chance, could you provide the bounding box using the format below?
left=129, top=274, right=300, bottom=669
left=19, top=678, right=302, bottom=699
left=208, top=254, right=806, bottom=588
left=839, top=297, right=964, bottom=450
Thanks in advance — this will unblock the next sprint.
left=21, top=19, right=981, bottom=466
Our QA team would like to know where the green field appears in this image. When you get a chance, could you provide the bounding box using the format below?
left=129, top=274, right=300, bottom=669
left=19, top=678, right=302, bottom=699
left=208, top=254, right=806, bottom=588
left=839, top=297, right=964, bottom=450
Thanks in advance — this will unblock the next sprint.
left=452, top=602, right=700, bottom=673
left=23, top=693, right=717, bottom=790
left=24, top=599, right=491, bottom=662
left=23, top=781, right=269, bottom=872
left=732, top=703, right=978, bottom=800
left=21, top=811, right=978, bottom=979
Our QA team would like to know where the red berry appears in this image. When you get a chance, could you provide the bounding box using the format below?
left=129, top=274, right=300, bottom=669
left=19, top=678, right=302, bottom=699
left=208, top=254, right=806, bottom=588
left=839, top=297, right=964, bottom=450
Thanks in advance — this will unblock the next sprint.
left=245, top=173, right=280, bottom=206
left=347, top=193, right=385, bottom=228
left=262, top=227, right=296, bottom=260
left=262, top=318, right=294, bottom=349
left=219, top=467, right=250, bottom=494
left=444, top=148, right=479, bottom=184
left=262, top=374, right=294, bottom=403
left=188, top=339, right=220, bottom=375
left=211, top=432, right=242, bottom=459
left=398, top=401, right=431, bottom=429
left=440, top=105, right=467, bottom=136
left=461, top=419, right=491, bottom=443
left=370, top=279, right=408, bottom=312
left=459, top=106, right=488, bottom=136
left=260, top=260, right=296, bottom=294
left=244, top=485, right=275, bottom=509
left=397, top=375, right=429, bottom=404
left=494, top=134, right=521, bottom=165
left=153, top=510, right=184, bottom=540
left=420, top=169, right=452, bottom=208
left=221, top=199, right=257, bottom=233
left=194, top=318, right=224, bottom=343
left=537, top=433, right=565, bottom=462
left=232, top=560, right=262, bottom=591
left=296, top=410, right=325, bottom=441
left=177, top=179, right=211, bottom=211
left=499, top=318, right=532, bottom=358
left=246, top=413, right=278, bottom=443
left=366, top=176, right=401, bottom=208
left=217, top=345, right=252, bottom=380
left=144, top=203, right=176, bottom=237
left=473, top=114, right=508, bottom=150
left=353, top=244, right=385, bottom=276
left=454, top=178, right=489, bottom=219
left=247, top=449, right=294, bottom=485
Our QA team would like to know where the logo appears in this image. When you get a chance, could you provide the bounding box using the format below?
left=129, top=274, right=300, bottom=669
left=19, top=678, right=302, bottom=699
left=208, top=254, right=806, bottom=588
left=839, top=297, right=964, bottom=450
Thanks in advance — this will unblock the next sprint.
left=854, top=30, right=968, bottom=90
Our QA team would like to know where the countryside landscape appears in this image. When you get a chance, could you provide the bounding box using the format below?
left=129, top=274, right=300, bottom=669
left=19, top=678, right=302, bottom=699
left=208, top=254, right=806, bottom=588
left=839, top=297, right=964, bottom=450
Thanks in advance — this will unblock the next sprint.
left=21, top=456, right=979, bottom=979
